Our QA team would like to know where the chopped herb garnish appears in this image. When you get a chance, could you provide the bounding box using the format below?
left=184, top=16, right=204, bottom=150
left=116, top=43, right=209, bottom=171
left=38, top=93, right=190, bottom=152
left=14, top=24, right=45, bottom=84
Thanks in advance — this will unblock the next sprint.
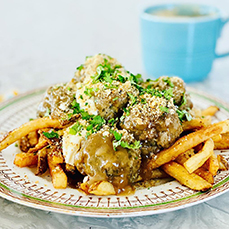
left=89, top=115, right=105, bottom=130
left=76, top=64, right=84, bottom=70
left=103, top=73, right=114, bottom=84
left=163, top=77, right=174, bottom=88
left=71, top=101, right=81, bottom=115
left=81, top=110, right=92, bottom=120
left=80, top=95, right=83, bottom=100
left=91, top=65, right=104, bottom=83
left=86, top=124, right=94, bottom=131
left=44, top=107, right=51, bottom=117
left=108, top=117, right=118, bottom=126
left=128, top=93, right=137, bottom=106
left=84, top=87, right=98, bottom=97
left=85, top=55, right=92, bottom=60
left=69, top=122, right=84, bottom=135
left=70, top=100, right=91, bottom=120
left=67, top=113, right=73, bottom=120
left=140, top=98, right=147, bottom=104
left=104, top=84, right=118, bottom=90
left=160, top=106, right=169, bottom=113
left=163, top=88, right=173, bottom=100
left=177, top=109, right=192, bottom=122
left=110, top=129, right=141, bottom=151
left=43, top=131, right=59, bottom=139
left=179, top=93, right=187, bottom=107
left=123, top=107, right=130, bottom=116
left=145, top=88, right=163, bottom=98
left=120, top=115, right=125, bottom=122
left=117, top=75, right=126, bottom=83
left=110, top=130, right=122, bottom=141
left=113, top=97, right=119, bottom=101
left=120, top=140, right=141, bottom=150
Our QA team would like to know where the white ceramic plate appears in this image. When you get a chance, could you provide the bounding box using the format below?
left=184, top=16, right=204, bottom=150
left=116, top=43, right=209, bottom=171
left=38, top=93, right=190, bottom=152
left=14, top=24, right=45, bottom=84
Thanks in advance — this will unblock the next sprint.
left=0, top=87, right=229, bottom=218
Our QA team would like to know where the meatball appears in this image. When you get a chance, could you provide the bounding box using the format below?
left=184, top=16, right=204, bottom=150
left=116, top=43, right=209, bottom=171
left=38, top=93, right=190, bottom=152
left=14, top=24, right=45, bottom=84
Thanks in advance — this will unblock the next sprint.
left=121, top=94, right=182, bottom=153
left=37, top=84, right=75, bottom=120
left=94, top=81, right=139, bottom=120
left=143, top=76, right=193, bottom=109
left=74, top=131, right=141, bottom=192
left=72, top=53, right=123, bottom=85
left=72, top=53, right=139, bottom=120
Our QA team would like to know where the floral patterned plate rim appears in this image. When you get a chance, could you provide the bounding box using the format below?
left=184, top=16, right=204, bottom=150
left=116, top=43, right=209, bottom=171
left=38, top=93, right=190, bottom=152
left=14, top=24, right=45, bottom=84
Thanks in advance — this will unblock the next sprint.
left=0, top=87, right=229, bottom=218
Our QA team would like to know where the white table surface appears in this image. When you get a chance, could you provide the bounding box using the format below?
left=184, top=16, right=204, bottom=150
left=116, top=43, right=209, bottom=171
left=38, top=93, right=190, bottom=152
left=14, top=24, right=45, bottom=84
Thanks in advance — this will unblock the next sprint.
left=1, top=0, right=229, bottom=228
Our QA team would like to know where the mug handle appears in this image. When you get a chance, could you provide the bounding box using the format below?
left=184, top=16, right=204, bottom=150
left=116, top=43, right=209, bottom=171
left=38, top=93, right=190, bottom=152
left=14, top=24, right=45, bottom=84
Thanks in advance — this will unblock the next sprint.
left=215, top=18, right=229, bottom=58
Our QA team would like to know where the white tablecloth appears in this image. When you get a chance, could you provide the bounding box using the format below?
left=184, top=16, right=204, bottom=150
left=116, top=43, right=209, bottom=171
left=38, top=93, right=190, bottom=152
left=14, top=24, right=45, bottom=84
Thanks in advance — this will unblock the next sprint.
left=1, top=0, right=229, bottom=228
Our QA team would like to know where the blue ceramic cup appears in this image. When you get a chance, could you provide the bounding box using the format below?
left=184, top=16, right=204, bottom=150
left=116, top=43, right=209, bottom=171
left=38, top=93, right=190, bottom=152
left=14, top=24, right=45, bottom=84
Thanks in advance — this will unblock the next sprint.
left=140, top=4, right=229, bottom=82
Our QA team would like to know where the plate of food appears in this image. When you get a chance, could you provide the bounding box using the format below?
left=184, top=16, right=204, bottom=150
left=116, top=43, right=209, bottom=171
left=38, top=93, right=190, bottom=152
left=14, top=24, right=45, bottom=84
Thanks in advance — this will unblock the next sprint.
left=0, top=54, right=229, bottom=217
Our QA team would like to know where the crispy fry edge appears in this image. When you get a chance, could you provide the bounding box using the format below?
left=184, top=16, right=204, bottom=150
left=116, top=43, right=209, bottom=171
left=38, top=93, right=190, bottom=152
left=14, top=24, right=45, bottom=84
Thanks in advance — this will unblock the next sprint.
left=0, top=118, right=63, bottom=151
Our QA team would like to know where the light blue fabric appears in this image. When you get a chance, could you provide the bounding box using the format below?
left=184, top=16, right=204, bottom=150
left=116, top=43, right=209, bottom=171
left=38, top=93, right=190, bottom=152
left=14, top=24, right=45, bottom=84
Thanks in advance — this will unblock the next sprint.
left=140, top=4, right=229, bottom=82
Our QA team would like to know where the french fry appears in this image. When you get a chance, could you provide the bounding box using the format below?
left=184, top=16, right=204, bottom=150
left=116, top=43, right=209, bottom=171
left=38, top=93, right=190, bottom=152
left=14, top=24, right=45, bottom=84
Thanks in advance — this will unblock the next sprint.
left=36, top=147, right=48, bottom=176
left=0, top=118, right=63, bottom=151
left=217, top=155, right=229, bottom=171
left=211, top=134, right=222, bottom=142
left=214, top=133, right=229, bottom=150
left=208, top=152, right=219, bottom=176
left=184, top=139, right=214, bottom=173
left=27, top=131, right=39, bottom=146
left=147, top=120, right=229, bottom=170
left=175, top=149, right=195, bottom=165
left=27, top=139, right=48, bottom=154
left=14, top=152, right=38, bottom=167
left=182, top=116, right=212, bottom=131
left=19, top=131, right=39, bottom=152
left=201, top=106, right=219, bottom=117
left=88, top=181, right=116, bottom=196
left=140, top=167, right=170, bottom=181
left=194, top=167, right=214, bottom=184
left=162, top=161, right=212, bottom=191
left=175, top=149, right=214, bottom=184
left=192, top=108, right=202, bottom=118
left=47, top=150, right=67, bottom=189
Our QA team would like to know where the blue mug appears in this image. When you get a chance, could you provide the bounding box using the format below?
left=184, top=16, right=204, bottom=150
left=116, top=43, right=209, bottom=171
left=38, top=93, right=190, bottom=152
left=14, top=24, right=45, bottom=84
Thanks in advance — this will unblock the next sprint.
left=140, top=4, right=229, bottom=82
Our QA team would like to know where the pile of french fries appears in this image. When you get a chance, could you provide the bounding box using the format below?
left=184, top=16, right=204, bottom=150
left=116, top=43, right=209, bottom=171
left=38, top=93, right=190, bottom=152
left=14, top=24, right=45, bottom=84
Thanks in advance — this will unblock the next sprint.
left=147, top=105, right=229, bottom=191
left=0, top=118, right=69, bottom=189
left=0, top=106, right=229, bottom=193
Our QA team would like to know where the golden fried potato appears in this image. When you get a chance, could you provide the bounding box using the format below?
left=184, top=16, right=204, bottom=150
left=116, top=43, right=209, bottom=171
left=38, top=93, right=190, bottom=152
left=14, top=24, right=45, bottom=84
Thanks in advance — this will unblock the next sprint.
left=14, top=152, right=38, bottom=167
left=217, top=155, right=229, bottom=171
left=208, top=152, right=219, bottom=176
left=47, top=150, right=67, bottom=189
left=201, top=106, right=219, bottom=117
left=175, top=149, right=195, bottom=165
left=88, top=181, right=116, bottom=196
left=182, top=116, right=212, bottom=131
left=0, top=118, right=63, bottom=151
left=175, top=148, right=214, bottom=184
left=147, top=120, right=229, bottom=170
left=214, top=133, right=229, bottom=150
left=27, top=140, right=48, bottom=154
left=183, top=139, right=214, bottom=173
left=194, top=167, right=214, bottom=184
left=162, top=161, right=212, bottom=191
left=36, top=147, right=48, bottom=176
